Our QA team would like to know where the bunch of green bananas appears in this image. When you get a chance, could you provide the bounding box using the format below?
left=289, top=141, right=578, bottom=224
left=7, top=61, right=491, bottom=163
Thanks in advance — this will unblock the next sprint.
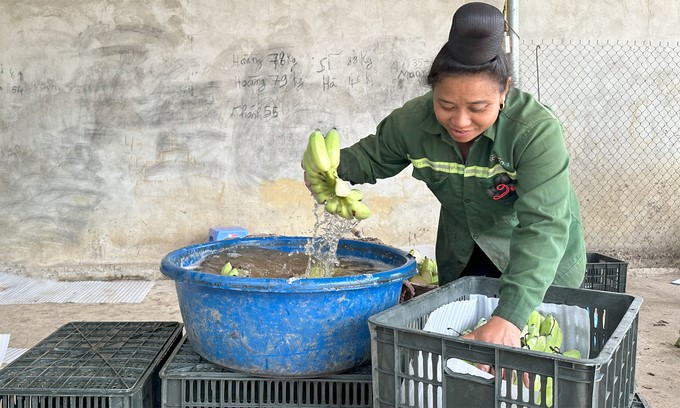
left=220, top=262, right=239, bottom=276
left=520, top=310, right=580, bottom=358
left=302, top=128, right=370, bottom=221
left=520, top=310, right=582, bottom=407
left=406, top=249, right=439, bottom=285
left=461, top=311, right=583, bottom=407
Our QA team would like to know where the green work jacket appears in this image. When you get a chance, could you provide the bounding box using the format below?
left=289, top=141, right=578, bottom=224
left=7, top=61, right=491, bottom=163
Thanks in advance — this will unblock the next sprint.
left=337, top=87, right=586, bottom=329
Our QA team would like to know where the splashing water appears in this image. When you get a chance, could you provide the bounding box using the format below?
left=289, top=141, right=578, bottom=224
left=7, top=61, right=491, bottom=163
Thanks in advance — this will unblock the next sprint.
left=304, top=203, right=359, bottom=278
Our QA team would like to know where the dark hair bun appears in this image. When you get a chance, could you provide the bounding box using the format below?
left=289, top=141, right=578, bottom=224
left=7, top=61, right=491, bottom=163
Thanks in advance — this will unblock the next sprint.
left=447, top=2, right=505, bottom=65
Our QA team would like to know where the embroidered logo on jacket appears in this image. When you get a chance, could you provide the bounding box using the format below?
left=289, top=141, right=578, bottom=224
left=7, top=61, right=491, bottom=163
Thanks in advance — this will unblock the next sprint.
left=486, top=173, right=518, bottom=201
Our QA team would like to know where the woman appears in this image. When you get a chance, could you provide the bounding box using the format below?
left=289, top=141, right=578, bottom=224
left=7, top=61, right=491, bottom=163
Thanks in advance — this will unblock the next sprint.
left=335, top=2, right=586, bottom=350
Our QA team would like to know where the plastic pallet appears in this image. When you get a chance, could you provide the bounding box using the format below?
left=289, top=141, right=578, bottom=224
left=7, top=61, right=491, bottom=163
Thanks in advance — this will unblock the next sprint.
left=582, top=252, right=628, bottom=292
left=369, top=276, right=643, bottom=408
left=0, top=321, right=183, bottom=408
left=160, top=335, right=373, bottom=408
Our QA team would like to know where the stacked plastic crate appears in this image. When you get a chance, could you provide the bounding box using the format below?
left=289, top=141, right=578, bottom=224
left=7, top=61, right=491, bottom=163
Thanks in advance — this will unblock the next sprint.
left=582, top=252, right=629, bottom=293
left=159, top=335, right=373, bottom=408
left=0, top=321, right=183, bottom=407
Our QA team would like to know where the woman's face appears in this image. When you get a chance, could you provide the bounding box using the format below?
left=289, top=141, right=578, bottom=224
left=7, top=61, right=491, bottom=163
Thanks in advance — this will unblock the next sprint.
left=433, top=74, right=509, bottom=144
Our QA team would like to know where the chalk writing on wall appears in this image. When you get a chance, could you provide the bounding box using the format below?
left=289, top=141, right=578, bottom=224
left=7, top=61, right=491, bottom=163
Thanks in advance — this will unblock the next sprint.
left=223, top=46, right=432, bottom=123
left=0, top=64, right=25, bottom=96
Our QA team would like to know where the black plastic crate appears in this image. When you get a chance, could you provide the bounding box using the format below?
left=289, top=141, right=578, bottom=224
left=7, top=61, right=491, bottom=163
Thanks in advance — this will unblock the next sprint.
left=369, top=276, right=643, bottom=408
left=632, top=392, right=652, bottom=407
left=582, top=252, right=628, bottom=292
left=160, top=335, right=373, bottom=408
left=0, top=321, right=183, bottom=408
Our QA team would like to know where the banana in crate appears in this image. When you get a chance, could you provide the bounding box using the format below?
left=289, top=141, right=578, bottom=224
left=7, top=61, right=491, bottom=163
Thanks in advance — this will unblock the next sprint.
left=302, top=128, right=370, bottom=221
left=407, top=248, right=439, bottom=286
left=419, top=295, right=591, bottom=408
left=519, top=310, right=583, bottom=407
left=459, top=309, right=583, bottom=407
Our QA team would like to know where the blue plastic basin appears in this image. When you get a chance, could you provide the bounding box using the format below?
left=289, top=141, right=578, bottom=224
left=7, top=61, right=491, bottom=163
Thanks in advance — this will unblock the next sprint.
left=160, top=235, right=416, bottom=377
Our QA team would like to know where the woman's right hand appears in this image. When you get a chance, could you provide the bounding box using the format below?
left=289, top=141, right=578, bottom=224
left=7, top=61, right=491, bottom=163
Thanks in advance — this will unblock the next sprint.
left=301, top=159, right=313, bottom=193
left=461, top=315, right=529, bottom=387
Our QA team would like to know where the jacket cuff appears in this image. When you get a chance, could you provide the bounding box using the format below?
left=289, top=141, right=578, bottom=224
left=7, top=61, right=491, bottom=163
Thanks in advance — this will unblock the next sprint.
left=492, top=286, right=535, bottom=329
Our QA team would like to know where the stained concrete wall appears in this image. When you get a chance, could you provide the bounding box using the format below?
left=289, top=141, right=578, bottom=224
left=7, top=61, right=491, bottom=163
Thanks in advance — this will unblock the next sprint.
left=1, top=1, right=678, bottom=278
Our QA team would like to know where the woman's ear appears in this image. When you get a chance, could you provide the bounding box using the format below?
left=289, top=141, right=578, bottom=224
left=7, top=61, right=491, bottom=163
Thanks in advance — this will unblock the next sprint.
left=501, top=77, right=512, bottom=99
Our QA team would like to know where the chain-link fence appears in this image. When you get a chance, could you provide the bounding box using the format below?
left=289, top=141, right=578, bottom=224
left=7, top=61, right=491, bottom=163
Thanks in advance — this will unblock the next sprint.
left=519, top=40, right=680, bottom=267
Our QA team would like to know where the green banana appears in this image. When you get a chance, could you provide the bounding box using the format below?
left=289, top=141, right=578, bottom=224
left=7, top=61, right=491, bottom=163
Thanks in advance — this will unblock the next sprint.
left=314, top=189, right=332, bottom=205
left=562, top=349, right=581, bottom=359
left=545, top=329, right=563, bottom=353
left=527, top=310, right=544, bottom=330
left=418, top=258, right=433, bottom=284
left=540, top=314, right=559, bottom=337
left=534, top=376, right=553, bottom=407
left=305, top=166, right=327, bottom=185
left=520, top=323, right=530, bottom=340
left=347, top=188, right=363, bottom=201
left=324, top=196, right=340, bottom=214
left=310, top=181, right=330, bottom=194
left=474, top=317, right=488, bottom=329
left=307, top=129, right=331, bottom=172
left=407, top=249, right=424, bottom=264
left=408, top=275, right=430, bottom=285
left=220, top=262, right=239, bottom=276
left=521, top=310, right=543, bottom=347
left=428, top=257, right=438, bottom=284
left=524, top=335, right=537, bottom=350
left=325, top=128, right=341, bottom=169
left=304, top=146, right=335, bottom=205
left=461, top=317, right=487, bottom=336
left=337, top=198, right=354, bottom=220
left=418, top=257, right=438, bottom=284
left=553, top=326, right=563, bottom=352
left=527, top=323, right=540, bottom=340
left=220, top=262, right=232, bottom=275
left=533, top=335, right=548, bottom=352
left=302, top=149, right=320, bottom=175
left=308, top=262, right=325, bottom=278
left=325, top=170, right=338, bottom=188
left=349, top=199, right=371, bottom=220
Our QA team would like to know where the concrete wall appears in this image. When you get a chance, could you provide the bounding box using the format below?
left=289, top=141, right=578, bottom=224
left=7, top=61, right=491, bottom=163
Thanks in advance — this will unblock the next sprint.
left=520, top=0, right=679, bottom=42
left=1, top=1, right=678, bottom=278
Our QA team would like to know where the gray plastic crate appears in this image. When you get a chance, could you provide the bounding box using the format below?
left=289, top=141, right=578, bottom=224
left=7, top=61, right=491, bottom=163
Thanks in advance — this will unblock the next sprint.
left=160, top=335, right=373, bottom=408
left=582, top=252, right=628, bottom=292
left=632, top=393, right=652, bottom=408
left=369, top=276, right=643, bottom=408
left=0, top=321, right=183, bottom=408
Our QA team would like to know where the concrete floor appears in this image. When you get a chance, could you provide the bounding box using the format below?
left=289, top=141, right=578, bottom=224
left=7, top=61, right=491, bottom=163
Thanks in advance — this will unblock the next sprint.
left=0, top=268, right=678, bottom=408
